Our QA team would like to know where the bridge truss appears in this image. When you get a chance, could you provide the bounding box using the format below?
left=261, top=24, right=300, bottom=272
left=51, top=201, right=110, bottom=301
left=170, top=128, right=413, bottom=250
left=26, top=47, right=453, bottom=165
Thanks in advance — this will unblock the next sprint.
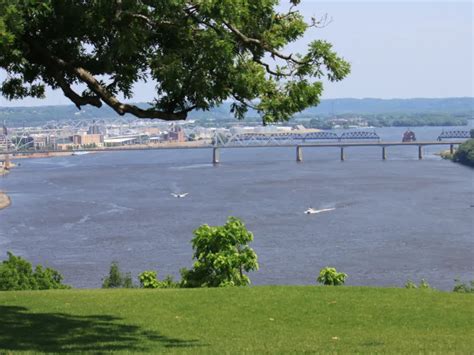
left=213, top=130, right=381, bottom=147
left=437, top=130, right=470, bottom=141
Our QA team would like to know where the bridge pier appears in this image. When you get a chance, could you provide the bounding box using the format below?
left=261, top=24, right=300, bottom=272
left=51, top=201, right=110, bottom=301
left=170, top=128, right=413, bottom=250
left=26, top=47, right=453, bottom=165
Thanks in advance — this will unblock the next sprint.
left=4, top=153, right=10, bottom=169
left=296, top=146, right=303, bottom=162
left=418, top=145, right=423, bottom=160
left=340, top=147, right=345, bottom=161
left=212, top=147, right=220, bottom=164
left=450, top=144, right=454, bottom=155
left=382, top=146, right=387, bottom=160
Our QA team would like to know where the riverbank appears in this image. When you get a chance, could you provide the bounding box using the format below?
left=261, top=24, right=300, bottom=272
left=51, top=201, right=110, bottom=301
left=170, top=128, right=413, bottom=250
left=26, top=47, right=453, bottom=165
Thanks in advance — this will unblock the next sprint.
left=0, top=190, right=11, bottom=210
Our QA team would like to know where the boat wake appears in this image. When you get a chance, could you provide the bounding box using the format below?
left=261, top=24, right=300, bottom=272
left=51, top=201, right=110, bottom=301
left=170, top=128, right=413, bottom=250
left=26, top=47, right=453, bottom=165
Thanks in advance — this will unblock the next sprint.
left=304, top=207, right=336, bottom=215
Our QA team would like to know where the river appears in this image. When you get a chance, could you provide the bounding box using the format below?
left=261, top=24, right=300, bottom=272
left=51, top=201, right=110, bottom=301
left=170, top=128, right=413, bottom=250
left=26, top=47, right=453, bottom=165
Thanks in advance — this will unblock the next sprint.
left=0, top=126, right=472, bottom=290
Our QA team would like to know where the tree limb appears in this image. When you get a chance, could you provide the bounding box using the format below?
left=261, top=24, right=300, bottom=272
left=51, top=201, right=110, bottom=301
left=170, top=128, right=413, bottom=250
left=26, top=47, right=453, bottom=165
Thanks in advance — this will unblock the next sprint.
left=54, top=74, right=102, bottom=110
left=221, top=20, right=308, bottom=66
left=27, top=40, right=191, bottom=120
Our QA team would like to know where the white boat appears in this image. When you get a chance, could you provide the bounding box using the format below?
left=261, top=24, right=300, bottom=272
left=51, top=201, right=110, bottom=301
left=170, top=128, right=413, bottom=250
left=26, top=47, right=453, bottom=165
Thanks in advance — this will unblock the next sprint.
left=304, top=207, right=335, bottom=215
left=72, top=151, right=91, bottom=156
left=171, top=192, right=189, bottom=198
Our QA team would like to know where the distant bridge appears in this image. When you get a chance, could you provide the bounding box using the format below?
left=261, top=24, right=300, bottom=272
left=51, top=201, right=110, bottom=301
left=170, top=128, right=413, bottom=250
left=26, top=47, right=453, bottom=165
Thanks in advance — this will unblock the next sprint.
left=1, top=129, right=470, bottom=165
left=1, top=140, right=466, bottom=165
left=437, top=130, right=471, bottom=141
left=213, top=130, right=380, bottom=147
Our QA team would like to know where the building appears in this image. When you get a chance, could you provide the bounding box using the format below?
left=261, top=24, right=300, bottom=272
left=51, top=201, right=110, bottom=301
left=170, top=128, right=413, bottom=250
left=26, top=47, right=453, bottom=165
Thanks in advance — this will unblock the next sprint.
left=165, top=125, right=185, bottom=142
left=72, top=134, right=104, bottom=146
left=0, top=134, right=8, bottom=151
left=87, top=122, right=102, bottom=135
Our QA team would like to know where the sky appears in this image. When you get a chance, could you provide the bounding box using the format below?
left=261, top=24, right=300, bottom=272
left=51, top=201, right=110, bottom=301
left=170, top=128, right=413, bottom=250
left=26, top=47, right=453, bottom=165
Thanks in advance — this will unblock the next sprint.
left=0, top=0, right=472, bottom=107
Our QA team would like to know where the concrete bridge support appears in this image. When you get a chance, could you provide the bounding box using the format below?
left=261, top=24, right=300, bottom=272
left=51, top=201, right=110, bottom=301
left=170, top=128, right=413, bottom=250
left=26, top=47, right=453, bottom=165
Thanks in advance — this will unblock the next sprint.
left=340, top=147, right=345, bottom=161
left=450, top=144, right=454, bottom=155
left=213, top=147, right=220, bottom=164
left=4, top=153, right=10, bottom=169
left=296, top=146, right=303, bottom=162
left=418, top=145, right=423, bottom=160
left=382, top=146, right=387, bottom=160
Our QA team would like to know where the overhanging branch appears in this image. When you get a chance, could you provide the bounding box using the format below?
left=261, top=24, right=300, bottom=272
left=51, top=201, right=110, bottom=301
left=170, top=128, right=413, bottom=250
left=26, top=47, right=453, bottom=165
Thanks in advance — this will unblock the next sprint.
left=27, top=40, right=191, bottom=120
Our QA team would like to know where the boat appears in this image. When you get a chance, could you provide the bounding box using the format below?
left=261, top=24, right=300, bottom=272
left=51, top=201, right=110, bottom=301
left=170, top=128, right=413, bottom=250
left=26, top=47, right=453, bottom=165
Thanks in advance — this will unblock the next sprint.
left=171, top=193, right=189, bottom=198
left=402, top=129, right=416, bottom=142
left=304, top=207, right=335, bottom=215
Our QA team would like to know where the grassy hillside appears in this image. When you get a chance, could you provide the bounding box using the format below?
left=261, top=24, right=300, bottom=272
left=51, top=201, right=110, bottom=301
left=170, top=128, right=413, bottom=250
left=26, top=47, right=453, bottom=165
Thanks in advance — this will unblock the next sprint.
left=0, top=286, right=472, bottom=353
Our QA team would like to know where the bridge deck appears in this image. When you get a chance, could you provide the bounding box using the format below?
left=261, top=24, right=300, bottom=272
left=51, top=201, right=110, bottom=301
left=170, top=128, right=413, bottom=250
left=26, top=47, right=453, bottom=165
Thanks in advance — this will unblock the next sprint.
left=0, top=140, right=466, bottom=155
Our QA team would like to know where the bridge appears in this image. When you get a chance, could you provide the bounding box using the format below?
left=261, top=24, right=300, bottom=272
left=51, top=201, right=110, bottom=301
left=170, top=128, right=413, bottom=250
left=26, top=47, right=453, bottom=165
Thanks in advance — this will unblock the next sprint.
left=213, top=130, right=380, bottom=146
left=0, top=140, right=466, bottom=165
left=0, top=129, right=470, bottom=166
left=437, top=129, right=471, bottom=141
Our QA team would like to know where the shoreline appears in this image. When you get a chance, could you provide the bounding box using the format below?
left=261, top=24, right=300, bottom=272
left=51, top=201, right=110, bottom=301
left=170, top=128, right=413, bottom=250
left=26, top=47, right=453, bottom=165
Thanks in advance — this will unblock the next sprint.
left=0, top=190, right=11, bottom=210
left=0, top=164, right=16, bottom=210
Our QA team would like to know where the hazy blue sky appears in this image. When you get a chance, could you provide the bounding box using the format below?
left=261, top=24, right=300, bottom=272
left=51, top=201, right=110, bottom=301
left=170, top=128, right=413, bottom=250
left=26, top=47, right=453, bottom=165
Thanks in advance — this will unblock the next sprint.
left=0, top=0, right=472, bottom=107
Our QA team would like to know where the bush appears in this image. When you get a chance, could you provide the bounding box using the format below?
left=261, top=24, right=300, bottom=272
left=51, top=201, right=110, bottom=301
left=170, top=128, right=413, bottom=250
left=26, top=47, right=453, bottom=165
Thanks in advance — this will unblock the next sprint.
left=102, top=262, right=133, bottom=288
left=138, top=271, right=179, bottom=289
left=405, top=279, right=432, bottom=289
left=317, top=267, right=347, bottom=286
left=0, top=252, right=69, bottom=291
left=453, top=279, right=474, bottom=293
left=180, top=217, right=258, bottom=288
left=138, top=271, right=160, bottom=289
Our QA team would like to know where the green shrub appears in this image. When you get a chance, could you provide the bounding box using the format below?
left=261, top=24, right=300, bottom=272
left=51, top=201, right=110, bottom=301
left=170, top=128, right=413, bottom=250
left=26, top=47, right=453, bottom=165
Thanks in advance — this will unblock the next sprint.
left=0, top=252, right=69, bottom=291
left=419, top=279, right=431, bottom=289
left=139, top=271, right=159, bottom=288
left=138, top=271, right=178, bottom=289
left=405, top=279, right=432, bottom=289
left=317, top=267, right=347, bottom=286
left=405, top=280, right=417, bottom=289
left=453, top=279, right=474, bottom=293
left=180, top=217, right=258, bottom=288
left=102, top=262, right=134, bottom=288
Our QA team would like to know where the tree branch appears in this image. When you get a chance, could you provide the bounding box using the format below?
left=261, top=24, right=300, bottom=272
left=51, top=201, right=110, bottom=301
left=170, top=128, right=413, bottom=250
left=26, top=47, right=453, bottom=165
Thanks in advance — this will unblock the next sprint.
left=54, top=74, right=102, bottom=110
left=221, top=20, right=307, bottom=66
left=27, top=40, right=191, bottom=120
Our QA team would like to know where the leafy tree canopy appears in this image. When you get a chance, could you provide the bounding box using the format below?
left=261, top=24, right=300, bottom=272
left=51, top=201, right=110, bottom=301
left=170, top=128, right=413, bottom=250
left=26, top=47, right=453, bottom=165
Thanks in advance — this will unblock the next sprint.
left=0, top=251, right=69, bottom=290
left=0, top=0, right=350, bottom=123
left=181, top=217, right=258, bottom=287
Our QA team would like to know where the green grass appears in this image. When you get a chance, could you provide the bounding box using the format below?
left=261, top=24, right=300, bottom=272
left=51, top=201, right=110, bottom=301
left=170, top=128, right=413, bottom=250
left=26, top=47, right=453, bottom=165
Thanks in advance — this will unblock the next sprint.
left=0, top=286, right=473, bottom=353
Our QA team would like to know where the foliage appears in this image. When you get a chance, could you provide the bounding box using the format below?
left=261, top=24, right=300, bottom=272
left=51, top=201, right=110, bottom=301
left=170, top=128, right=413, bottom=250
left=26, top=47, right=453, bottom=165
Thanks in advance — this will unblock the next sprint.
left=138, top=271, right=160, bottom=289
left=452, top=139, right=474, bottom=167
left=316, top=267, right=347, bottom=286
left=0, top=1, right=349, bottom=123
left=138, top=271, right=179, bottom=289
left=180, top=217, right=258, bottom=288
left=405, top=280, right=417, bottom=289
left=0, top=252, right=69, bottom=291
left=452, top=279, right=474, bottom=293
left=102, top=261, right=133, bottom=288
left=405, top=279, right=432, bottom=289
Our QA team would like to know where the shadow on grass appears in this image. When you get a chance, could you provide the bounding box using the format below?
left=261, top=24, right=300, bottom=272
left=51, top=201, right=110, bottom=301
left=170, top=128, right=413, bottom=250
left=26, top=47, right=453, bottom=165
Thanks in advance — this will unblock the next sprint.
left=0, top=305, right=202, bottom=352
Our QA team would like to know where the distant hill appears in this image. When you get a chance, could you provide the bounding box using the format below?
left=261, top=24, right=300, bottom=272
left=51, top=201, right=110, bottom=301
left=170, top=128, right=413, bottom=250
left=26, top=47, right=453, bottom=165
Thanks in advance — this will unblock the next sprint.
left=299, top=97, right=474, bottom=115
left=1, top=97, right=472, bottom=127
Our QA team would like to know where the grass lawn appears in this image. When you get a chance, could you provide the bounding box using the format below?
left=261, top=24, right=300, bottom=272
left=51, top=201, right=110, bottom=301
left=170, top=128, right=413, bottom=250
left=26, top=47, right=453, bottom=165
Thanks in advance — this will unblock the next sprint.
left=0, top=286, right=473, bottom=353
